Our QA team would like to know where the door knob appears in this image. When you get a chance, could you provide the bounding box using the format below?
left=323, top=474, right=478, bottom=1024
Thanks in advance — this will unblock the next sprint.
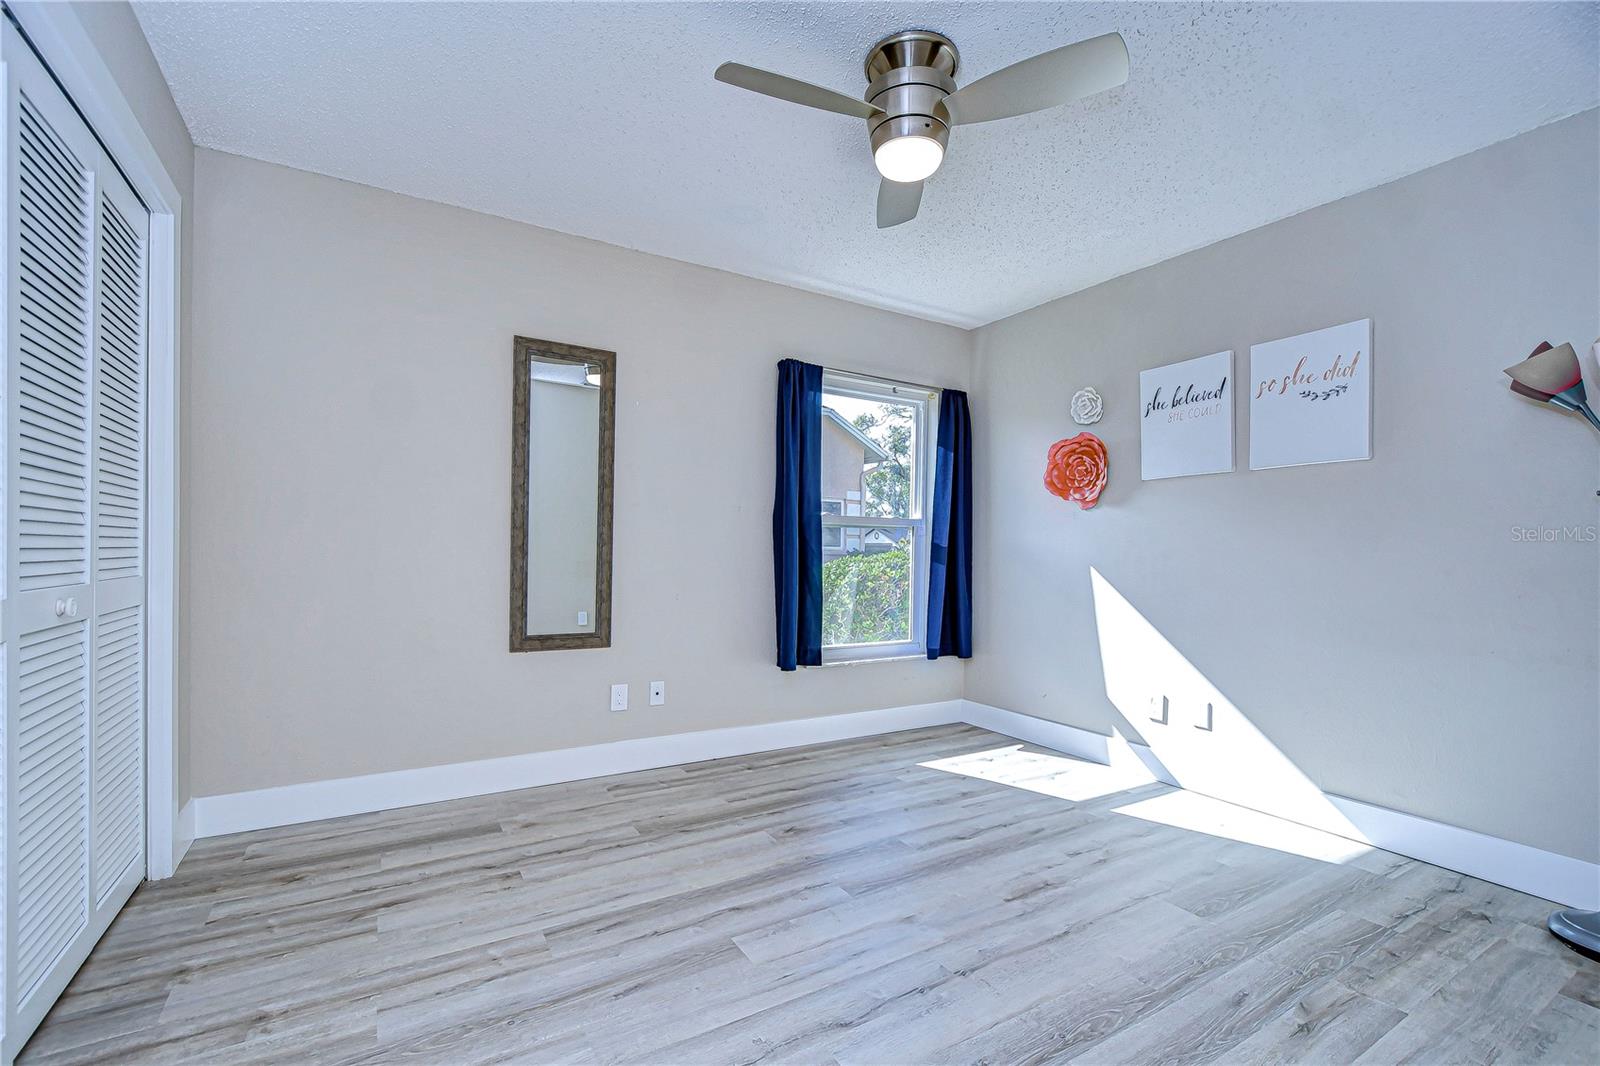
left=54, top=597, right=79, bottom=619
left=54, top=599, right=67, bottom=617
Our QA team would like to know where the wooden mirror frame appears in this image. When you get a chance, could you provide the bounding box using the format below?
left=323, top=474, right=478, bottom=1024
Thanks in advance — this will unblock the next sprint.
left=510, top=336, right=616, bottom=651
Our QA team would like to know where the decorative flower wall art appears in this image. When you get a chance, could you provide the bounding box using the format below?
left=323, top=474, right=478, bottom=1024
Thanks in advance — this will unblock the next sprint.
left=1045, top=432, right=1108, bottom=510
left=1070, top=387, right=1103, bottom=425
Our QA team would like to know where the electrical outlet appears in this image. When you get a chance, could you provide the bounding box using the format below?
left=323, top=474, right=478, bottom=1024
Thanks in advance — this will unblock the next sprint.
left=610, top=683, right=628, bottom=711
left=650, top=681, right=665, bottom=706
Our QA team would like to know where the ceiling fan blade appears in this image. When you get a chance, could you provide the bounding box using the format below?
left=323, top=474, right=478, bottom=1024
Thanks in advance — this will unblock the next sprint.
left=940, top=32, right=1128, bottom=126
left=877, top=178, right=923, bottom=229
left=715, top=62, right=884, bottom=120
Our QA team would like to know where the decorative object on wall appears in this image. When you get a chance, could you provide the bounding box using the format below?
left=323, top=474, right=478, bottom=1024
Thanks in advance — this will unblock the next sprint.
left=1070, top=386, right=1103, bottom=425
left=1139, top=350, right=1233, bottom=480
left=1249, top=318, right=1372, bottom=470
left=1504, top=341, right=1600, bottom=435
left=1045, top=432, right=1108, bottom=509
left=510, top=337, right=616, bottom=653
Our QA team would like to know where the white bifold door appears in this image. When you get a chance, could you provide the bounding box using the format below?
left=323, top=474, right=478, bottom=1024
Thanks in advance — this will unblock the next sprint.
left=1, top=18, right=149, bottom=1060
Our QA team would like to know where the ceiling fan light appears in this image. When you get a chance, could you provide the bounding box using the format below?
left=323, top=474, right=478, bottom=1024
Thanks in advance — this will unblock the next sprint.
left=874, top=135, right=943, bottom=183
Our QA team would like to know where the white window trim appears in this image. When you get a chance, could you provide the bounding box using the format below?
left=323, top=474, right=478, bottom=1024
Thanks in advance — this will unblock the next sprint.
left=819, top=370, right=939, bottom=664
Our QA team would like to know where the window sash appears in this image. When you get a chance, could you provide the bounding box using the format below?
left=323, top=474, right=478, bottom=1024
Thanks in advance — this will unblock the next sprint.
left=818, top=369, right=939, bottom=662
left=821, top=516, right=921, bottom=530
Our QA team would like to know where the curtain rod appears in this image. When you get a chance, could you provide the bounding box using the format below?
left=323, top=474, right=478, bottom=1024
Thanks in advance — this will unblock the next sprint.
left=821, top=364, right=948, bottom=397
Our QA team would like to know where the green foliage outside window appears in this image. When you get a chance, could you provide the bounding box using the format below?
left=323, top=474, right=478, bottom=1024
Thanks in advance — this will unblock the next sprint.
left=852, top=409, right=912, bottom=517
left=823, top=545, right=911, bottom=646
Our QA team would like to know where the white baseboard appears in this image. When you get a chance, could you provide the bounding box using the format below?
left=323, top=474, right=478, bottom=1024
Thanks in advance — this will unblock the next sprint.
left=967, top=701, right=1600, bottom=910
left=1324, top=793, right=1599, bottom=911
left=187, top=696, right=1598, bottom=909
left=191, top=700, right=966, bottom=839
left=959, top=700, right=1111, bottom=763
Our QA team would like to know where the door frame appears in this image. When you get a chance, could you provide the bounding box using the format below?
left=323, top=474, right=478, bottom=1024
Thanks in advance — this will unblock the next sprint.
left=3, top=1, right=184, bottom=878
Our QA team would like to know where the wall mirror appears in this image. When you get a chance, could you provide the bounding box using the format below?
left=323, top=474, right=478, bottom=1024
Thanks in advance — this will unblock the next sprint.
left=511, top=336, right=615, bottom=651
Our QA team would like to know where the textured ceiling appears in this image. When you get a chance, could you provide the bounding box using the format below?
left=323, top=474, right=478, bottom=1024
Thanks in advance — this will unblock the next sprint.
left=135, top=1, right=1597, bottom=327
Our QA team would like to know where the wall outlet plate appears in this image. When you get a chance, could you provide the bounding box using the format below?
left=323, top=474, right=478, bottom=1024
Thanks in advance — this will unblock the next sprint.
left=610, top=683, right=628, bottom=711
left=650, top=681, right=665, bottom=706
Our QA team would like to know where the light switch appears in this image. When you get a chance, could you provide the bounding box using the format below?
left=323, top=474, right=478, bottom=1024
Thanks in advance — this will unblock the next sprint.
left=578, top=610, right=589, bottom=626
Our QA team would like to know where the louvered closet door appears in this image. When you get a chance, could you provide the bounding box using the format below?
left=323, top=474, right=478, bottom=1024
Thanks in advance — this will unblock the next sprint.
left=2, top=20, right=149, bottom=1060
left=87, top=142, right=147, bottom=917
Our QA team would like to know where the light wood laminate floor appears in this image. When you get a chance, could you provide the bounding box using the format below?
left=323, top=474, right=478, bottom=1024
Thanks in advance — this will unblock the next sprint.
left=19, top=725, right=1600, bottom=1065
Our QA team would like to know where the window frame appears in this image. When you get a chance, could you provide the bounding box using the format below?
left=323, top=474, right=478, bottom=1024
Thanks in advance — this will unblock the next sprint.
left=818, top=369, right=939, bottom=664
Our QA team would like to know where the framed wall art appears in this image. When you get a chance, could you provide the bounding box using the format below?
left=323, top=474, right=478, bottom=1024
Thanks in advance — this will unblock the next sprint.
left=1139, top=350, right=1234, bottom=480
left=1249, top=318, right=1372, bottom=470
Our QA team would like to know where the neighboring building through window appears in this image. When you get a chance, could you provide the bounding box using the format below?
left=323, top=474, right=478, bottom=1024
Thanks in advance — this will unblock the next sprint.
left=818, top=371, right=936, bottom=661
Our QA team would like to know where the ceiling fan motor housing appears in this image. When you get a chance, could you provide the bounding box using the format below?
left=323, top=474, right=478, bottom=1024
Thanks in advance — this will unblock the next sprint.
left=863, top=30, right=959, bottom=158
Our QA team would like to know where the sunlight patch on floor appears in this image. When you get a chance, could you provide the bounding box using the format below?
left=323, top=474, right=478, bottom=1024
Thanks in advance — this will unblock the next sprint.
left=1111, top=789, right=1373, bottom=864
left=919, top=743, right=1156, bottom=803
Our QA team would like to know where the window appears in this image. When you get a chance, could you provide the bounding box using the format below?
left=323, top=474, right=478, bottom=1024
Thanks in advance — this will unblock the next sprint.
left=821, top=501, right=844, bottom=549
left=818, top=370, right=937, bottom=661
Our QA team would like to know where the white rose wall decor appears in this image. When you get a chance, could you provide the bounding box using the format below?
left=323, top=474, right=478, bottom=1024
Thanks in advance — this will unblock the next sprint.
left=1071, top=386, right=1103, bottom=425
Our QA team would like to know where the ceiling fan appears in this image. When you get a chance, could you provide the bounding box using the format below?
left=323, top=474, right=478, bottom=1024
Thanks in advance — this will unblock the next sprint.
left=715, top=29, right=1129, bottom=228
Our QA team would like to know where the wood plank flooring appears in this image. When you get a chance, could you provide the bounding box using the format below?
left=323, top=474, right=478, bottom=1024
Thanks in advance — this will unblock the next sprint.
left=19, top=725, right=1599, bottom=1064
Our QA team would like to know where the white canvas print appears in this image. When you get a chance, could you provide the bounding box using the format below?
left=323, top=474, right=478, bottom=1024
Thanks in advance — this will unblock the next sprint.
left=1249, top=319, right=1372, bottom=470
left=1140, top=350, right=1235, bottom=480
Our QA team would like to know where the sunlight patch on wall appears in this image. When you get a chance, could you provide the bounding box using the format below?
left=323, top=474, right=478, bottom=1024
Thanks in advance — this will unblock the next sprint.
left=1088, top=566, right=1370, bottom=844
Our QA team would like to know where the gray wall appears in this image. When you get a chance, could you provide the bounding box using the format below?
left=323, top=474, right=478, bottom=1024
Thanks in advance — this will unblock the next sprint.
left=968, top=110, right=1600, bottom=863
left=174, top=71, right=1599, bottom=862
left=188, top=148, right=970, bottom=797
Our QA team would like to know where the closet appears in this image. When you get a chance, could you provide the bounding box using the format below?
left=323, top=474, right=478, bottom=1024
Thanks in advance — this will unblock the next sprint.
left=1, top=17, right=149, bottom=1058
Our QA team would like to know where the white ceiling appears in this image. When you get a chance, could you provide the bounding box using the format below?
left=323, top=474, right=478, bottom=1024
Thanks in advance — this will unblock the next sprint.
left=135, top=1, right=1597, bottom=328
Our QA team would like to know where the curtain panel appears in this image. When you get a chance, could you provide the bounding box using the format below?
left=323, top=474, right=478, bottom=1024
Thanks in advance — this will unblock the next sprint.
left=927, top=388, right=973, bottom=659
left=772, top=359, right=824, bottom=669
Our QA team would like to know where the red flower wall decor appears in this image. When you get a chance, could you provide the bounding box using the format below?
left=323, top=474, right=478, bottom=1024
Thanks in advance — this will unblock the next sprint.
left=1045, top=432, right=1109, bottom=509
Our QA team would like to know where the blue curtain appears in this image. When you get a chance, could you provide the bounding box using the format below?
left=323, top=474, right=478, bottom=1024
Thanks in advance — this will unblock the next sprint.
left=773, top=359, right=824, bottom=670
left=927, top=389, right=973, bottom=659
